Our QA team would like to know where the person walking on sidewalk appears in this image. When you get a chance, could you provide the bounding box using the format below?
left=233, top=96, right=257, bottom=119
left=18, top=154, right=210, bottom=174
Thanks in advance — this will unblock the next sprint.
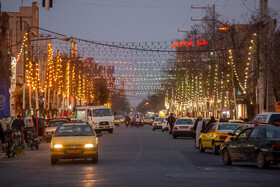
left=168, top=113, right=176, bottom=134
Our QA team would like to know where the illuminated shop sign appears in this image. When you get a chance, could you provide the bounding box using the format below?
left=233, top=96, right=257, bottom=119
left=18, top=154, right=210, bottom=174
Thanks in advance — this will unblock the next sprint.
left=171, top=38, right=207, bottom=48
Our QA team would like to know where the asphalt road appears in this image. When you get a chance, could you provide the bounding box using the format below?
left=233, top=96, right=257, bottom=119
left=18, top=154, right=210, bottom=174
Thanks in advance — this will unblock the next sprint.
left=0, top=125, right=279, bottom=187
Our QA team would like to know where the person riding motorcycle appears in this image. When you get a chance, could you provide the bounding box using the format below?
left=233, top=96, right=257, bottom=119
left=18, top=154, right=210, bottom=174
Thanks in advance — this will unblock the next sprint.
left=135, top=115, right=142, bottom=126
left=124, top=115, right=131, bottom=124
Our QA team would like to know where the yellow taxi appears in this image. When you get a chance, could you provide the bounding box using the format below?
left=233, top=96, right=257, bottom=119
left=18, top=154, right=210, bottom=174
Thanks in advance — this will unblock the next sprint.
left=199, top=122, right=241, bottom=154
left=50, top=123, right=101, bottom=164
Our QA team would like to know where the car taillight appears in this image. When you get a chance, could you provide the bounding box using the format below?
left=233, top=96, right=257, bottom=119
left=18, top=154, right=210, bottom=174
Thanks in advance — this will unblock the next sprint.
left=272, top=145, right=280, bottom=148
left=174, top=127, right=178, bottom=130
left=190, top=127, right=193, bottom=130
left=162, top=121, right=166, bottom=124
left=219, top=136, right=227, bottom=139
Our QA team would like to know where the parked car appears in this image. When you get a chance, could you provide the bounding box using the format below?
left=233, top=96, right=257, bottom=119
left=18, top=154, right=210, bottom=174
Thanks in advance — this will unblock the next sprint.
left=152, top=117, right=165, bottom=131
left=50, top=122, right=101, bottom=164
left=143, top=116, right=154, bottom=126
left=220, top=126, right=280, bottom=168
left=199, top=122, right=241, bottom=154
left=161, top=118, right=169, bottom=132
left=172, top=118, right=194, bottom=139
left=45, top=118, right=70, bottom=142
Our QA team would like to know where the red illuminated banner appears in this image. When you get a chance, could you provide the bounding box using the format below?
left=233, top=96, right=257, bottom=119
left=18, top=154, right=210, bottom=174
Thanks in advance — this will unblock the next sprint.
left=171, top=38, right=207, bottom=48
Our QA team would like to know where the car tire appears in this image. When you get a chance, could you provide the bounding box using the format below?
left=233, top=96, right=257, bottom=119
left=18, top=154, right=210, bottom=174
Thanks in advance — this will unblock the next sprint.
left=199, top=140, right=205, bottom=153
left=92, top=153, right=98, bottom=163
left=212, top=141, right=218, bottom=155
left=173, top=134, right=177, bottom=139
left=162, top=129, right=164, bottom=132
left=222, top=148, right=232, bottom=165
left=51, top=156, right=58, bottom=164
left=109, top=129, right=113, bottom=134
left=256, top=151, right=268, bottom=169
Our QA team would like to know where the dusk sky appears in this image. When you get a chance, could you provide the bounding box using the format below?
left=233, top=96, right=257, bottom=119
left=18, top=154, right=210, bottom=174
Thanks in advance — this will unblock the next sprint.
left=2, top=0, right=280, bottom=107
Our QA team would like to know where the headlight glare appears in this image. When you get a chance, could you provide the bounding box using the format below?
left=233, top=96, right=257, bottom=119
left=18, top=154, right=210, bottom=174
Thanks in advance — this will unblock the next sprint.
left=54, top=144, right=63, bottom=148
left=85, top=143, right=94, bottom=148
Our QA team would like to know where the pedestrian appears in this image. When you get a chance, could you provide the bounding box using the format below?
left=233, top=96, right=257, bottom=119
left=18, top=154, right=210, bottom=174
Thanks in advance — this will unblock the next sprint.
left=206, top=116, right=215, bottom=129
left=11, top=115, right=25, bottom=144
left=168, top=113, right=176, bottom=134
left=274, top=119, right=280, bottom=127
left=193, top=115, right=206, bottom=148
left=219, top=114, right=228, bottom=122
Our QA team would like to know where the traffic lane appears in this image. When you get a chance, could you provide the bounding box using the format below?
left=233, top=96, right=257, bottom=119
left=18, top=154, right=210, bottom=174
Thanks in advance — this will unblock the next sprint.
left=0, top=125, right=279, bottom=187
left=98, top=126, right=280, bottom=186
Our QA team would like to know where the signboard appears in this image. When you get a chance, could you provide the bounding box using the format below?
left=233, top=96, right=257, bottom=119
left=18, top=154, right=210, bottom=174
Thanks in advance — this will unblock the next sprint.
left=276, top=102, right=280, bottom=112
left=0, top=79, right=10, bottom=118
left=171, top=38, right=207, bottom=48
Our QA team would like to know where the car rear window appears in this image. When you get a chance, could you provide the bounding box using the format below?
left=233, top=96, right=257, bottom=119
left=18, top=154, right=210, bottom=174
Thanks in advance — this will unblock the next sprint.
left=176, top=119, right=193, bottom=124
left=155, top=118, right=164, bottom=122
left=265, top=128, right=280, bottom=138
left=48, top=120, right=68, bottom=127
left=145, top=117, right=153, bottom=119
left=54, top=125, right=94, bottom=137
left=218, top=123, right=240, bottom=132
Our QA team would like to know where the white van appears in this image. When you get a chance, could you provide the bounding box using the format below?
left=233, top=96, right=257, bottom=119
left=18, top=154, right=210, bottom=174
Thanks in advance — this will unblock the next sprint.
left=87, top=106, right=114, bottom=133
left=253, top=112, right=280, bottom=125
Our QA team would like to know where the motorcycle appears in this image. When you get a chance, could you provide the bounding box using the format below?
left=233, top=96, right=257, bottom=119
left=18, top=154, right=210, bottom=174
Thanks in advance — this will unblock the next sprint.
left=26, top=129, right=40, bottom=150
left=3, top=129, right=16, bottom=158
left=125, top=121, right=130, bottom=127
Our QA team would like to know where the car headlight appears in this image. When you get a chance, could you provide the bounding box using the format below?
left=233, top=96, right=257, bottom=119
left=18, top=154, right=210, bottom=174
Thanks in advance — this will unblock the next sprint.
left=84, top=144, right=94, bottom=148
left=54, top=144, right=63, bottom=148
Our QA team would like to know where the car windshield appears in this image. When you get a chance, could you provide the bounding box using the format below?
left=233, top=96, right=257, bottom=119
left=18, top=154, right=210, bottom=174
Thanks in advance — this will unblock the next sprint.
left=75, top=110, right=86, bottom=120
left=92, top=109, right=112, bottom=117
left=218, top=123, right=240, bottom=132
left=70, top=119, right=84, bottom=123
left=115, top=117, right=121, bottom=120
left=48, top=120, right=68, bottom=127
left=176, top=119, right=193, bottom=124
left=54, top=125, right=94, bottom=137
left=145, top=117, right=153, bottom=120
left=265, top=128, right=280, bottom=138
left=155, top=118, right=164, bottom=122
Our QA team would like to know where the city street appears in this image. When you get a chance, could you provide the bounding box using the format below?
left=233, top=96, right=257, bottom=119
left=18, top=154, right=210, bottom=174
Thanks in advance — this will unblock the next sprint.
left=0, top=125, right=279, bottom=187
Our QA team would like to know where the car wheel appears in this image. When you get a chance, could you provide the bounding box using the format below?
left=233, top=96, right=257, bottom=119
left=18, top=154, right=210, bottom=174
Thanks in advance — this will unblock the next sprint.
left=222, top=148, right=232, bottom=165
left=257, top=151, right=268, bottom=169
left=199, top=140, right=205, bottom=153
left=109, top=129, right=113, bottom=134
left=51, top=156, right=58, bottom=164
left=173, top=134, right=177, bottom=139
left=162, top=129, right=164, bottom=132
left=212, top=141, right=218, bottom=155
left=92, top=153, right=98, bottom=163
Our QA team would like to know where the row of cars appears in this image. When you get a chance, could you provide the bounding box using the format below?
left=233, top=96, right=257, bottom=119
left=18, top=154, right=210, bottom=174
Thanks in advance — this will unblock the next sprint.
left=152, top=112, right=280, bottom=169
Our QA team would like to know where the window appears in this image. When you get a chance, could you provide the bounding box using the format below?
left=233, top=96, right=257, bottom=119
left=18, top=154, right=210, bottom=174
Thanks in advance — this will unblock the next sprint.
left=269, top=114, right=280, bottom=125
left=207, top=124, right=216, bottom=133
left=54, top=125, right=94, bottom=137
left=176, top=119, right=193, bottom=124
left=155, top=118, right=164, bottom=122
left=218, top=123, right=240, bottom=132
left=237, top=128, right=252, bottom=140
left=254, top=115, right=267, bottom=123
left=249, top=128, right=261, bottom=139
left=48, top=120, right=68, bottom=127
left=265, top=128, right=280, bottom=138
left=92, top=109, right=112, bottom=117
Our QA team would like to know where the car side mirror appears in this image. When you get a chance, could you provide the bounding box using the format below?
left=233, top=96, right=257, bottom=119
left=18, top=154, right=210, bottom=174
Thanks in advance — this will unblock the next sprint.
left=230, top=137, right=236, bottom=141
left=96, top=133, right=102, bottom=137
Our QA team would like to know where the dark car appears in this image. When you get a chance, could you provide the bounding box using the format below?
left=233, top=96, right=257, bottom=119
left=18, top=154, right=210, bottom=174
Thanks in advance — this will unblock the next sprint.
left=220, top=126, right=280, bottom=169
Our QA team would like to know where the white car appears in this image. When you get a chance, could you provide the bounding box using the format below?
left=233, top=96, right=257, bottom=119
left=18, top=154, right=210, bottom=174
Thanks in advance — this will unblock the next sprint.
left=152, top=117, right=165, bottom=131
left=161, top=118, right=169, bottom=132
left=172, top=118, right=195, bottom=139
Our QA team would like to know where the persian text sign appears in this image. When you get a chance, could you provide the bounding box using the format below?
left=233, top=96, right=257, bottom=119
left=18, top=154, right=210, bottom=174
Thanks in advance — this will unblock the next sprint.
left=171, top=38, right=207, bottom=48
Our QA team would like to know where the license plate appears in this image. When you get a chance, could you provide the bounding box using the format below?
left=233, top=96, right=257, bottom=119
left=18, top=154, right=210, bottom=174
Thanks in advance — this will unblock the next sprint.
left=180, top=126, right=189, bottom=129
left=103, top=126, right=109, bottom=128
left=67, top=150, right=81, bottom=154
